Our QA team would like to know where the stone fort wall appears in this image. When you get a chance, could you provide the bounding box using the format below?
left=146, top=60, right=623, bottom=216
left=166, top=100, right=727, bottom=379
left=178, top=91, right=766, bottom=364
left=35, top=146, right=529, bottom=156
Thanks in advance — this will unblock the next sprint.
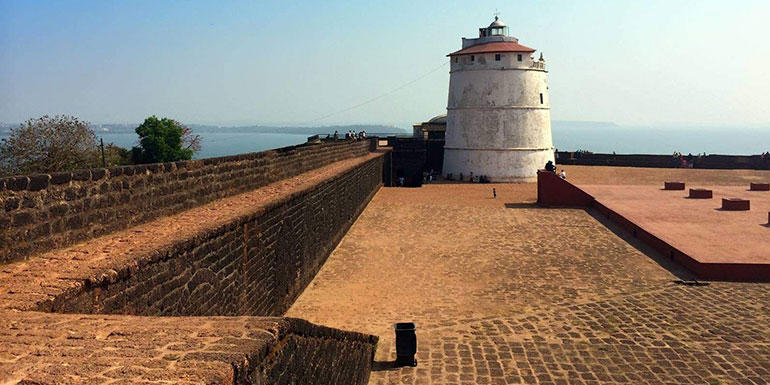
left=0, top=141, right=383, bottom=384
left=1, top=310, right=378, bottom=384
left=556, top=151, right=770, bottom=170
left=45, top=155, right=383, bottom=317
left=0, top=140, right=370, bottom=264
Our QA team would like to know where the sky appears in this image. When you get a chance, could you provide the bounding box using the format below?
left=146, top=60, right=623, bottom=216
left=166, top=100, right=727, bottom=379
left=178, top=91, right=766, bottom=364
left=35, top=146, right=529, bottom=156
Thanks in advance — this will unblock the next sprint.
left=1, top=0, right=769, bottom=128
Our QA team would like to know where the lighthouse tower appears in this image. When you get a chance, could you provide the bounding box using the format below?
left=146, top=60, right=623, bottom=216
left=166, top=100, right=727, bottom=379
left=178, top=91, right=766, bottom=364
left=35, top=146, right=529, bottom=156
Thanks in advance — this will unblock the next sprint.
left=442, top=16, right=554, bottom=182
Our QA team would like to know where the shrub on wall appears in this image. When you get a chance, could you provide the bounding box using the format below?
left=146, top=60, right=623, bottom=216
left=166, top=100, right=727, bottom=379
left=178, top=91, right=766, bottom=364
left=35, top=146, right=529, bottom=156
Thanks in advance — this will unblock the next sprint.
left=0, top=115, right=102, bottom=176
left=131, top=116, right=201, bottom=164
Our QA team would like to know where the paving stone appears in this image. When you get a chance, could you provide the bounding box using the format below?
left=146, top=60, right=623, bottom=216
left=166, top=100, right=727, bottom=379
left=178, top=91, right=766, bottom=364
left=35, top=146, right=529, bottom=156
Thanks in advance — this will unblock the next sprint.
left=287, top=183, right=770, bottom=385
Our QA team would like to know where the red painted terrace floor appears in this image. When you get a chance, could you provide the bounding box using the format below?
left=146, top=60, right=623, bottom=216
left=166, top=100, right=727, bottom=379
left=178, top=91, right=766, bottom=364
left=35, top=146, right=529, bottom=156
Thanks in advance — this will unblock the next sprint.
left=579, top=184, right=770, bottom=265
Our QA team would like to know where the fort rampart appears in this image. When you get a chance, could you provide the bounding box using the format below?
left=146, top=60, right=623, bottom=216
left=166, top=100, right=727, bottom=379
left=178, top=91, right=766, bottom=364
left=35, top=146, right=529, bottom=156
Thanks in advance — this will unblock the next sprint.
left=0, top=140, right=384, bottom=384
left=556, top=151, right=770, bottom=170
left=0, top=140, right=370, bottom=264
left=50, top=155, right=383, bottom=317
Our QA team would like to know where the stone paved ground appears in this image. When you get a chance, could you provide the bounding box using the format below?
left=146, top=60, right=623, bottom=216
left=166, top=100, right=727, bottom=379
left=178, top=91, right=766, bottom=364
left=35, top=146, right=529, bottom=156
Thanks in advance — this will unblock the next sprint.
left=287, top=182, right=770, bottom=384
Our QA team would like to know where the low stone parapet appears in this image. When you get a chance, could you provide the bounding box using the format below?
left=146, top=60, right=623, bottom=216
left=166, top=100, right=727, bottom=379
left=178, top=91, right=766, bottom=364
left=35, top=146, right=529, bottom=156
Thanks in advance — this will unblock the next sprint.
left=722, top=198, right=750, bottom=211
left=0, top=140, right=372, bottom=264
left=0, top=311, right=377, bottom=385
left=0, top=154, right=384, bottom=316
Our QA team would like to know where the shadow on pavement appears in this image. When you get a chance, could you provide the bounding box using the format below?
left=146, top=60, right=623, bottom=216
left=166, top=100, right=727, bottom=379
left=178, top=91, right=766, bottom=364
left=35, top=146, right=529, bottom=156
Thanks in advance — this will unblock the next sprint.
left=371, top=360, right=399, bottom=372
left=504, top=202, right=540, bottom=209
left=585, top=207, right=695, bottom=281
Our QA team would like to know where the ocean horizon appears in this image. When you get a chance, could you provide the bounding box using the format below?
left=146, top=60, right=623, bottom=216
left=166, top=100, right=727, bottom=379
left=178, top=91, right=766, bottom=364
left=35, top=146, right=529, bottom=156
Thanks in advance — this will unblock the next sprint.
left=551, top=123, right=770, bottom=156
left=2, top=122, right=768, bottom=159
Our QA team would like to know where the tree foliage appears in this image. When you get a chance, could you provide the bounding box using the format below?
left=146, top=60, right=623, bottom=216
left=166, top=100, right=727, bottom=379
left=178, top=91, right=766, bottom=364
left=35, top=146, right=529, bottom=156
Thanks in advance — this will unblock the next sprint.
left=131, top=116, right=201, bottom=164
left=0, top=115, right=100, bottom=175
left=103, top=143, right=132, bottom=166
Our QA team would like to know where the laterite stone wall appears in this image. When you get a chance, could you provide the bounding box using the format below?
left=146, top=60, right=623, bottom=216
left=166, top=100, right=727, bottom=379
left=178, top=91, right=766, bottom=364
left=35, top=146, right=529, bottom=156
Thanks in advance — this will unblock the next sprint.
left=0, top=140, right=370, bottom=263
left=247, top=318, right=377, bottom=385
left=49, top=155, right=384, bottom=317
left=0, top=311, right=378, bottom=385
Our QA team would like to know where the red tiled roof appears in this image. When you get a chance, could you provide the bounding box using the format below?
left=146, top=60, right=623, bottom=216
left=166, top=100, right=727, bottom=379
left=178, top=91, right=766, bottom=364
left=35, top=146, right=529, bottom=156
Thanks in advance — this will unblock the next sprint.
left=448, top=41, right=536, bottom=57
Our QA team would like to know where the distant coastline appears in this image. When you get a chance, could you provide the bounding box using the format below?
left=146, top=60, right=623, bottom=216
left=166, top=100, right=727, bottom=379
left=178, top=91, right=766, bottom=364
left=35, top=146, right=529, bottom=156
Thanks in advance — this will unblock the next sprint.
left=2, top=121, right=768, bottom=158
left=551, top=121, right=770, bottom=156
left=0, top=122, right=407, bottom=135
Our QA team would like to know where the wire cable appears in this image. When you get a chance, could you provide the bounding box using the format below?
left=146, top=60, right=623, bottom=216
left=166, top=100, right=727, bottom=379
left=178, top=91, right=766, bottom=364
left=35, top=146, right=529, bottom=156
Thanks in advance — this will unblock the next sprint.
left=299, top=61, right=449, bottom=125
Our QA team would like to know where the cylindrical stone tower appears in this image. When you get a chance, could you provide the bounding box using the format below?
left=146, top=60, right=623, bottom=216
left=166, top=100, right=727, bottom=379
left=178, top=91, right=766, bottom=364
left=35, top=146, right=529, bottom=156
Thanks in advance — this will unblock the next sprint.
left=443, top=16, right=554, bottom=182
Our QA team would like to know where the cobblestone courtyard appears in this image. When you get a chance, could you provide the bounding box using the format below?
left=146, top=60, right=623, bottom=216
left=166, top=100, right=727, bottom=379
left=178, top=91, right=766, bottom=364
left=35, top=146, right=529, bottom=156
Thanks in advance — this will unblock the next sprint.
left=287, top=183, right=770, bottom=384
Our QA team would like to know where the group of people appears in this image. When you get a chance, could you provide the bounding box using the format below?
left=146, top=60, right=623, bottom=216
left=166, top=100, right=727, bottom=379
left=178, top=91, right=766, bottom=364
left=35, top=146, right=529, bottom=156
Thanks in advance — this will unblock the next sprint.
left=672, top=152, right=698, bottom=168
left=423, top=169, right=437, bottom=183
left=544, top=160, right=566, bottom=179
left=571, top=149, right=592, bottom=159
left=332, top=130, right=367, bottom=140
left=444, top=172, right=490, bottom=183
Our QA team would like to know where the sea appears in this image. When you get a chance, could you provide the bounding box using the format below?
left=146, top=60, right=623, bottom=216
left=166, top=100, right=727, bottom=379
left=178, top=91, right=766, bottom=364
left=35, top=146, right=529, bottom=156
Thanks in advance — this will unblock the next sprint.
left=1, top=122, right=768, bottom=159
left=551, top=123, right=770, bottom=156
left=90, top=132, right=312, bottom=160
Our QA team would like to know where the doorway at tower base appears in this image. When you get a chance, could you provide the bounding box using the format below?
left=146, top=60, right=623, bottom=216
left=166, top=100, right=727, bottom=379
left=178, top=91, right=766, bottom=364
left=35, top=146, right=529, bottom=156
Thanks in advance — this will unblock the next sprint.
left=443, top=147, right=555, bottom=183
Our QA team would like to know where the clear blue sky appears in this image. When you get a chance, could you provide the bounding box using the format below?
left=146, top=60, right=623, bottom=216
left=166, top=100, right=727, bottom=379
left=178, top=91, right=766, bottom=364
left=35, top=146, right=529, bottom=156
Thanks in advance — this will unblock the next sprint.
left=1, top=0, right=769, bottom=128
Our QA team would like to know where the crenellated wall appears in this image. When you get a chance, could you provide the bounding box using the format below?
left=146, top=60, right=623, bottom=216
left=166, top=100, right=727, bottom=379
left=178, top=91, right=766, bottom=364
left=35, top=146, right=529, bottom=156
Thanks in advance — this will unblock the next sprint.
left=0, top=140, right=371, bottom=264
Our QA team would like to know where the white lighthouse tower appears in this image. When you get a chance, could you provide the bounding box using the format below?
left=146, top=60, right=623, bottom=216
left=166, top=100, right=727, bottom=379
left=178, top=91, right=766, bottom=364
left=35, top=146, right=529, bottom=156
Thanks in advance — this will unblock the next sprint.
left=442, top=16, right=554, bottom=182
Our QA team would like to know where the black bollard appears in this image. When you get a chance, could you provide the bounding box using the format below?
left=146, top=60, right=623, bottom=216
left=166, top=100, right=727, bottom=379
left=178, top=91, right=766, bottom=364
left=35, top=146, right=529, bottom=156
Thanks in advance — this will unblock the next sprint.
left=394, top=322, right=417, bottom=367
left=493, top=188, right=496, bottom=198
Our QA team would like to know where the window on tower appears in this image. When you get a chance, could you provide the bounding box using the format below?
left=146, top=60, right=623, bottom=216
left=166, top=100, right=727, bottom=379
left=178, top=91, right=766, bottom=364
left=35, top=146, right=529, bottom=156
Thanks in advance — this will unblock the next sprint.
left=495, top=54, right=501, bottom=61
left=517, top=54, right=523, bottom=62
left=471, top=55, right=475, bottom=62
left=540, top=93, right=544, bottom=104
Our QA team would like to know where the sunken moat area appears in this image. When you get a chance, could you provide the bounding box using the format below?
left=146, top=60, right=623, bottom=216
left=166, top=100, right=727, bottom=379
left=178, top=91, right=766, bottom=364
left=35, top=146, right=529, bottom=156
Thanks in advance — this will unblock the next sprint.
left=2, top=141, right=770, bottom=384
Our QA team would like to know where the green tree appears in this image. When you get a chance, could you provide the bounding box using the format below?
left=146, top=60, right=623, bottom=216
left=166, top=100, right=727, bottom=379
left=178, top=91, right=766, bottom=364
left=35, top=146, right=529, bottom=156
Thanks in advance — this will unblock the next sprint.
left=131, top=116, right=201, bottom=164
left=0, top=115, right=100, bottom=175
left=103, top=143, right=132, bottom=166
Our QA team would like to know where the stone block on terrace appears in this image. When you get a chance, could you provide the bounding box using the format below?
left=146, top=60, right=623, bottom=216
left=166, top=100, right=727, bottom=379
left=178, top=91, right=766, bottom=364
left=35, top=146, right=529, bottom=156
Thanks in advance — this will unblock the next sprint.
left=722, top=197, right=750, bottom=211
left=688, top=188, right=713, bottom=199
